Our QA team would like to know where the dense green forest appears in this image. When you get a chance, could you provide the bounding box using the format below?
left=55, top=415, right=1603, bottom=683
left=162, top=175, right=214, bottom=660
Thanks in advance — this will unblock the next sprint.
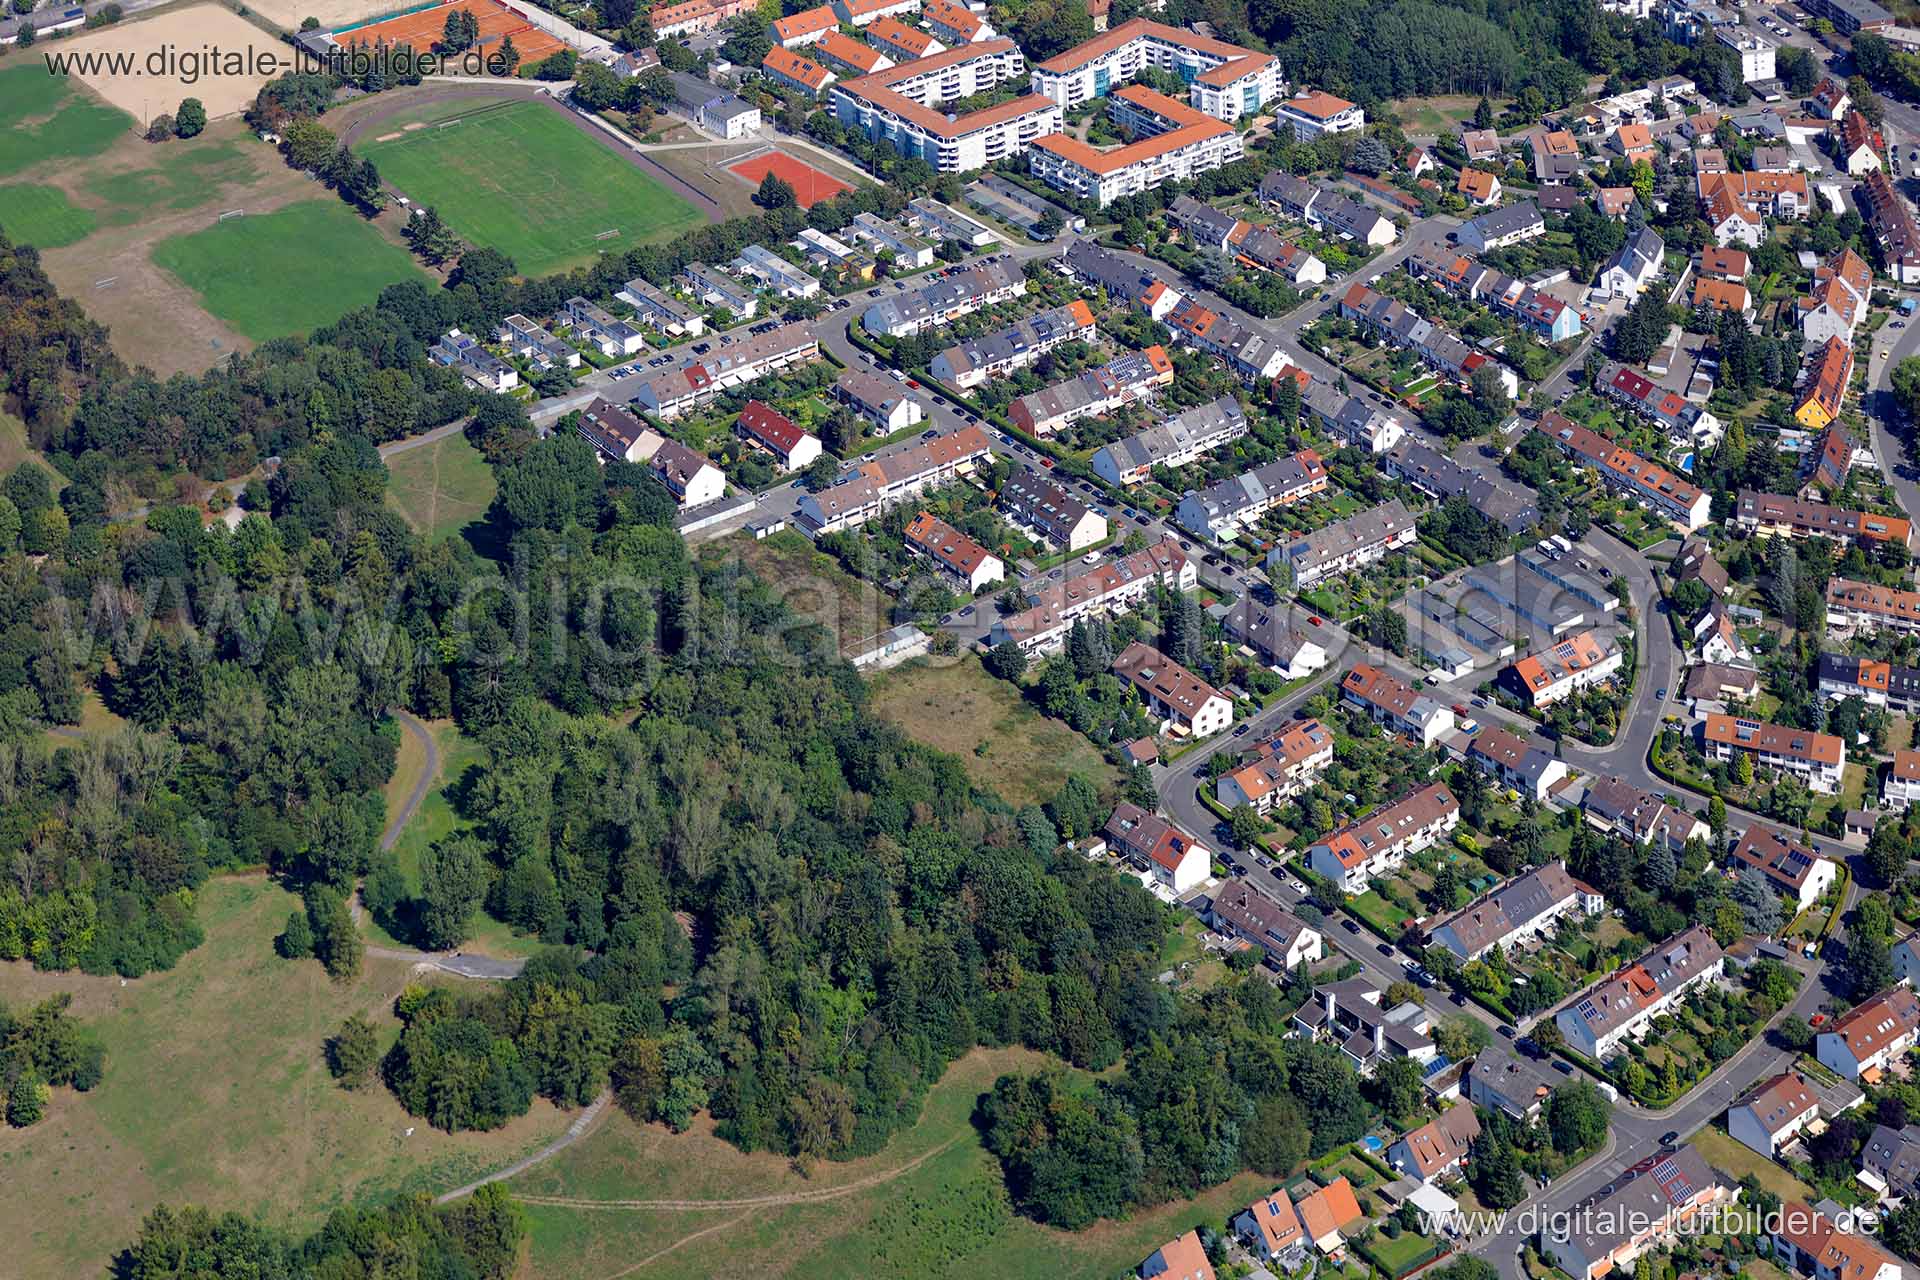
left=112, top=1185, right=525, bottom=1279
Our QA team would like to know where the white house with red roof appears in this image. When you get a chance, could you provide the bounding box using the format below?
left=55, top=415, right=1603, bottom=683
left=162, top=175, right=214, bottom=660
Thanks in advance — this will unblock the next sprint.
left=1728, top=1071, right=1820, bottom=1157
left=1308, top=783, right=1460, bottom=891
left=1818, top=985, right=1920, bottom=1081
left=735, top=401, right=822, bottom=472
left=1103, top=802, right=1211, bottom=895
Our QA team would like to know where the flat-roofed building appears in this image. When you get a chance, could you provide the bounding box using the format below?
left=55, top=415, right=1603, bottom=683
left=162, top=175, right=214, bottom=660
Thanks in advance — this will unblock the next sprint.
left=616, top=278, right=706, bottom=337
left=1701, top=714, right=1846, bottom=793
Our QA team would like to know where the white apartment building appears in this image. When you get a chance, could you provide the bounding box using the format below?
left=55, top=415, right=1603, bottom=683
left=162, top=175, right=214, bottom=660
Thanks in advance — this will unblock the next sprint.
left=1028, top=84, right=1244, bottom=206
left=827, top=40, right=1062, bottom=172
left=1029, top=18, right=1283, bottom=121
left=1273, top=89, right=1366, bottom=140
left=1715, top=26, right=1778, bottom=81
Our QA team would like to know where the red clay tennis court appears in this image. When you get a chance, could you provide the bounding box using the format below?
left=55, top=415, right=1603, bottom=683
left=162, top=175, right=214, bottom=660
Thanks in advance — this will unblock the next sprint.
left=335, top=0, right=566, bottom=64
left=728, top=151, right=852, bottom=209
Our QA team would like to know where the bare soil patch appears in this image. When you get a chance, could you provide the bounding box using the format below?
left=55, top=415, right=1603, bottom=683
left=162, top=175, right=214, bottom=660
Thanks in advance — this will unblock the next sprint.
left=54, top=4, right=286, bottom=121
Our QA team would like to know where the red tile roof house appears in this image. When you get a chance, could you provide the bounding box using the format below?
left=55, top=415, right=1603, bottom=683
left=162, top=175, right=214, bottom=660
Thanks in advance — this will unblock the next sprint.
left=1816, top=984, right=1920, bottom=1081
left=1772, top=1202, right=1904, bottom=1280
left=734, top=400, right=822, bottom=472
left=1112, top=640, right=1234, bottom=738
left=902, top=510, right=1005, bottom=593
left=1103, top=802, right=1211, bottom=896
left=1139, top=1229, right=1216, bottom=1280
left=1726, top=823, right=1839, bottom=911
left=1727, top=1071, right=1820, bottom=1158
left=1307, top=782, right=1460, bottom=892
left=1215, top=718, right=1334, bottom=813
left=1234, top=1192, right=1306, bottom=1266
left=1386, top=1104, right=1481, bottom=1183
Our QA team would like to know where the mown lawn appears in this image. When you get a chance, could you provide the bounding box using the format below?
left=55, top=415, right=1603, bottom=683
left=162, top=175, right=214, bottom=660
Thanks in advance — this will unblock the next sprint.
left=0, top=64, right=132, bottom=178
left=1690, top=1126, right=1816, bottom=1205
left=152, top=199, right=426, bottom=340
left=359, top=99, right=707, bottom=276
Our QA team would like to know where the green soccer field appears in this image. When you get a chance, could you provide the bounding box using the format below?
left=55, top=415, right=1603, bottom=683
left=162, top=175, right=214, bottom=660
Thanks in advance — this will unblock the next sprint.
left=359, top=99, right=709, bottom=276
left=0, top=64, right=132, bottom=178
left=0, top=182, right=98, bottom=248
left=152, top=199, right=426, bottom=341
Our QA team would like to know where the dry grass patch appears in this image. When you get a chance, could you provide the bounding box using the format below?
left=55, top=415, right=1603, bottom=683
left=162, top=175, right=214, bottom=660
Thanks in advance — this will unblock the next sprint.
left=0, top=875, right=575, bottom=1278
left=866, top=655, right=1119, bottom=809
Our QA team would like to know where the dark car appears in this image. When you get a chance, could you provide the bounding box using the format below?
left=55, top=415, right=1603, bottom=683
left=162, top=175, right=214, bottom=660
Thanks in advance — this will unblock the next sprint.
left=1655, top=687, right=1667, bottom=699
left=1342, top=919, right=1361, bottom=935
left=1553, top=1060, right=1574, bottom=1075
left=1450, top=991, right=1468, bottom=1006
left=1660, top=1131, right=1681, bottom=1148
left=1497, top=1024, right=1517, bottom=1039
left=1375, top=943, right=1393, bottom=957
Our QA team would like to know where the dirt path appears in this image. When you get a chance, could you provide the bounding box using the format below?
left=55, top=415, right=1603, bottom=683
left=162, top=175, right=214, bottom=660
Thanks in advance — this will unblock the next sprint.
left=510, top=1133, right=964, bottom=1212
left=434, top=1089, right=614, bottom=1205
left=380, top=708, right=438, bottom=852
